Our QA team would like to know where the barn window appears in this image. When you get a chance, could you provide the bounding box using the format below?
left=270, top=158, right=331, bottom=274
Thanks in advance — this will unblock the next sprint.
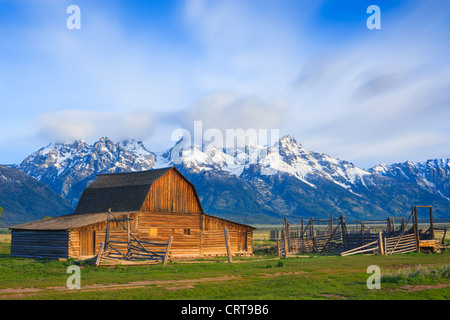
left=149, top=228, right=158, bottom=236
left=184, top=228, right=190, bottom=235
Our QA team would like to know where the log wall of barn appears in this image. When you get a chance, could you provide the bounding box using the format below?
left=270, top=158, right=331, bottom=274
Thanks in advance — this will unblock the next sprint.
left=64, top=213, right=253, bottom=260
left=137, top=212, right=253, bottom=258
left=11, top=230, right=69, bottom=259
left=138, top=211, right=201, bottom=258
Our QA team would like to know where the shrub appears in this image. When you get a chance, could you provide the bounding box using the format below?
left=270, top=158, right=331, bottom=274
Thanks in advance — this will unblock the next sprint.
left=382, top=265, right=450, bottom=284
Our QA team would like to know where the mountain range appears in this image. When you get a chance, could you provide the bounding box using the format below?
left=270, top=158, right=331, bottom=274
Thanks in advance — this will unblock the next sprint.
left=0, top=165, right=73, bottom=227
left=4, top=135, right=449, bottom=226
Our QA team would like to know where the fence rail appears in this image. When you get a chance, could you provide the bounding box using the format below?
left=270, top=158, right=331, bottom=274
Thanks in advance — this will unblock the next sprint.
left=385, top=232, right=417, bottom=254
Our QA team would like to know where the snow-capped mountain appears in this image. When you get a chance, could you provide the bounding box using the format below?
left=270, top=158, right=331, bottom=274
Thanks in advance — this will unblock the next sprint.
left=12, top=135, right=450, bottom=223
left=17, top=137, right=156, bottom=207
left=149, top=134, right=371, bottom=191
left=369, top=159, right=450, bottom=201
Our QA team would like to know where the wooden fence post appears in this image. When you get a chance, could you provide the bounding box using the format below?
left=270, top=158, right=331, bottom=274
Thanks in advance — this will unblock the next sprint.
left=378, top=232, right=384, bottom=255
left=311, top=217, right=317, bottom=253
left=126, top=214, right=131, bottom=259
left=282, top=227, right=288, bottom=259
left=413, top=206, right=420, bottom=252
left=286, top=219, right=290, bottom=252
left=300, top=218, right=304, bottom=239
left=340, top=215, right=347, bottom=250
left=429, top=206, right=435, bottom=240
left=104, top=209, right=111, bottom=251
left=163, top=236, right=173, bottom=266
left=224, top=228, right=233, bottom=263
left=96, top=241, right=104, bottom=267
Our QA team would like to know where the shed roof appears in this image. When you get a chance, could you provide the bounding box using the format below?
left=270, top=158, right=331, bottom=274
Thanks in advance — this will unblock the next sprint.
left=10, top=211, right=129, bottom=231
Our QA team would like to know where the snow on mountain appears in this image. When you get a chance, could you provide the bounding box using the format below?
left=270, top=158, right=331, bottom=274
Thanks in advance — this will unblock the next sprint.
left=368, top=158, right=450, bottom=201
left=149, top=133, right=370, bottom=192
left=16, top=137, right=155, bottom=206
left=15, top=135, right=375, bottom=205
left=239, top=134, right=370, bottom=193
left=12, top=135, right=450, bottom=220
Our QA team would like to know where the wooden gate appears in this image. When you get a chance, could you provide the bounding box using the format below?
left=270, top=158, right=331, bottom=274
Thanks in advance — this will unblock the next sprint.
left=95, top=210, right=173, bottom=266
left=384, top=233, right=417, bottom=254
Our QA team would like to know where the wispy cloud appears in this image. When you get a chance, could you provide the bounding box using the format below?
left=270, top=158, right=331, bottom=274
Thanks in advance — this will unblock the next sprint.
left=176, top=90, right=287, bottom=132
left=36, top=109, right=156, bottom=143
left=1, top=1, right=449, bottom=167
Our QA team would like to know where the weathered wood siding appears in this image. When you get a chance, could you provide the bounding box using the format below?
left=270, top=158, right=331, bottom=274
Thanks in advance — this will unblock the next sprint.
left=138, top=170, right=203, bottom=258
left=201, top=215, right=253, bottom=255
left=141, top=169, right=202, bottom=214
left=137, top=212, right=253, bottom=258
left=11, top=230, right=69, bottom=259
left=138, top=212, right=201, bottom=258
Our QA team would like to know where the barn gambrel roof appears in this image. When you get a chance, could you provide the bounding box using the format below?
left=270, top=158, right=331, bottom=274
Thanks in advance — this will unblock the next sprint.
left=11, top=167, right=206, bottom=230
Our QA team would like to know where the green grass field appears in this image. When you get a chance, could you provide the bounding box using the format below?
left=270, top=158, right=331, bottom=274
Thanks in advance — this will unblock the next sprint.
left=0, top=232, right=449, bottom=300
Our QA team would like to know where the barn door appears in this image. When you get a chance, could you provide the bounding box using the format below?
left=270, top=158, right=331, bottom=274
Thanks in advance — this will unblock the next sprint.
left=80, top=230, right=95, bottom=256
left=238, top=231, right=248, bottom=252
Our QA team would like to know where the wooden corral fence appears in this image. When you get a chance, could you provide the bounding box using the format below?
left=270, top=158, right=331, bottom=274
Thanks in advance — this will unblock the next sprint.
left=95, top=210, right=173, bottom=266
left=277, top=215, right=347, bottom=256
left=276, top=206, right=443, bottom=257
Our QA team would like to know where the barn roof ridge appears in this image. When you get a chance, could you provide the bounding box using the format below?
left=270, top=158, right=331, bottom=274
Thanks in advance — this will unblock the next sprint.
left=95, top=166, right=173, bottom=177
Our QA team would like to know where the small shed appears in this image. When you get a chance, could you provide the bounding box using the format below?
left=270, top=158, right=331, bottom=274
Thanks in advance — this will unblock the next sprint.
left=10, top=167, right=255, bottom=260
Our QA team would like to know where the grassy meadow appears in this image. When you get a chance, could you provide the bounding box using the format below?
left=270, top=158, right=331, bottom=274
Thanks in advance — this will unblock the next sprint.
left=0, top=229, right=449, bottom=300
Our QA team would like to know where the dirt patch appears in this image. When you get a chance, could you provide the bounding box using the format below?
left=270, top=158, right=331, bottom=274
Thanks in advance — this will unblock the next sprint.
left=397, top=283, right=450, bottom=292
left=257, top=271, right=306, bottom=277
left=0, top=271, right=309, bottom=298
left=0, top=287, right=44, bottom=299
left=158, top=284, right=195, bottom=291
left=320, top=293, right=349, bottom=300
left=0, top=275, right=241, bottom=298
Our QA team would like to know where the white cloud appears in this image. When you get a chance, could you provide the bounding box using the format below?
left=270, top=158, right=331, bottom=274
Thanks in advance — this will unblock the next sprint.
left=181, top=0, right=305, bottom=98
left=281, top=4, right=450, bottom=167
left=2, top=0, right=450, bottom=168
left=177, top=91, right=286, bottom=133
left=36, top=109, right=156, bottom=143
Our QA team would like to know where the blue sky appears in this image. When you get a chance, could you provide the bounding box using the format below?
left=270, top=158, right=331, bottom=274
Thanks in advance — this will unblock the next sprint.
left=0, top=0, right=449, bottom=167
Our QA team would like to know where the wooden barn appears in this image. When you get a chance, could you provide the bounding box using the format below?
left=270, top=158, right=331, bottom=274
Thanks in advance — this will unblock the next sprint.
left=10, top=167, right=255, bottom=261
